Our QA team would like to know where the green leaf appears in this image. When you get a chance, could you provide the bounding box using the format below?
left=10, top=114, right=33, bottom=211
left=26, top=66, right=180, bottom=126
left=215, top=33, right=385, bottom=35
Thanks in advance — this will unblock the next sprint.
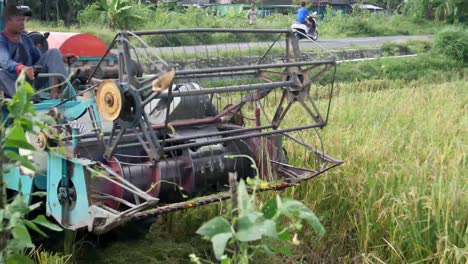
left=237, top=180, right=254, bottom=217
left=4, top=150, right=35, bottom=171
left=270, top=245, right=292, bottom=257
left=262, top=198, right=278, bottom=219
left=277, top=227, right=291, bottom=241
left=11, top=224, right=34, bottom=249
left=118, top=5, right=133, bottom=12
left=280, top=199, right=325, bottom=236
left=24, top=220, right=48, bottom=237
left=37, top=114, right=56, bottom=125
left=32, top=215, right=63, bottom=232
left=237, top=214, right=262, bottom=242
left=299, top=210, right=325, bottom=236
left=4, top=125, right=35, bottom=150
left=101, top=0, right=108, bottom=9
left=7, top=195, right=30, bottom=215
left=7, top=254, right=34, bottom=264
left=256, top=219, right=278, bottom=239
left=7, top=212, right=23, bottom=229
left=212, top=232, right=232, bottom=261
left=8, top=75, right=34, bottom=117
left=237, top=214, right=277, bottom=241
left=220, top=257, right=231, bottom=264
left=196, top=216, right=231, bottom=238
left=257, top=244, right=274, bottom=255
left=29, top=114, right=56, bottom=130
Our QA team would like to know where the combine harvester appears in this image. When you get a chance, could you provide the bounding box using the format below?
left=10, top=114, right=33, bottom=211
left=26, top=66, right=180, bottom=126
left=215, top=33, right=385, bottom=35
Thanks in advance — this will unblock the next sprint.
left=2, top=24, right=342, bottom=234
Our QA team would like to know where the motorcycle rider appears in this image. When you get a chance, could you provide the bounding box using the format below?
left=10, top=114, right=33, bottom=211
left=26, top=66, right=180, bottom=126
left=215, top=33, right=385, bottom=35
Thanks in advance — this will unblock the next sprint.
left=296, top=1, right=310, bottom=33
left=0, top=4, right=77, bottom=99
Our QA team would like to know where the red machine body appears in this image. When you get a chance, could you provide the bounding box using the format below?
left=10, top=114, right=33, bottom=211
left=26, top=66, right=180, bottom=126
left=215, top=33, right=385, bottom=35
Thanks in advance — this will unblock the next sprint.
left=46, top=32, right=113, bottom=58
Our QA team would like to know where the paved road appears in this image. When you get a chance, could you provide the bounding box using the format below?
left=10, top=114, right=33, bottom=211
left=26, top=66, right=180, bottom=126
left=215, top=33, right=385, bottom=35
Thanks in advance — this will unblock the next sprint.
left=139, top=35, right=433, bottom=56
left=306, top=35, right=432, bottom=49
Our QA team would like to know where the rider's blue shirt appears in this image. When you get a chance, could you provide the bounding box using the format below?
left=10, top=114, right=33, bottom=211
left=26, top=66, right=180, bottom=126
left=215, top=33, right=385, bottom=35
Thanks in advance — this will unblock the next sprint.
left=297, top=7, right=308, bottom=23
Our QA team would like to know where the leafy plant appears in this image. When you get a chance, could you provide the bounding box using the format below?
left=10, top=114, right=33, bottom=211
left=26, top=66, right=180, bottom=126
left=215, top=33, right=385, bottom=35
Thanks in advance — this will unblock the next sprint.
left=433, top=25, right=468, bottom=63
left=100, top=0, right=144, bottom=29
left=195, top=178, right=325, bottom=263
left=79, top=2, right=107, bottom=27
left=0, top=198, right=63, bottom=263
left=0, top=73, right=62, bottom=263
left=402, top=0, right=466, bottom=23
left=34, top=249, right=72, bottom=264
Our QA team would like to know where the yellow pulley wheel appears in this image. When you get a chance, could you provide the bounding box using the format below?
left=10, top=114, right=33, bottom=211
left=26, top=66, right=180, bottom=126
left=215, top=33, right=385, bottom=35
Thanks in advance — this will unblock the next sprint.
left=96, top=80, right=122, bottom=121
left=36, top=132, right=48, bottom=150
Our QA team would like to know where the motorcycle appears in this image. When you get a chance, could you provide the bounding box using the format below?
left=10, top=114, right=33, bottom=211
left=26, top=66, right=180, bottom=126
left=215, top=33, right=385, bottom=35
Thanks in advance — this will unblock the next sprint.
left=291, top=12, right=319, bottom=41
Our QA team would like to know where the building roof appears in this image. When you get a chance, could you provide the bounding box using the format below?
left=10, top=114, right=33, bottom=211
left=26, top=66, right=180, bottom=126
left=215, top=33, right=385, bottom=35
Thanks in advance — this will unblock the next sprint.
left=354, top=4, right=384, bottom=10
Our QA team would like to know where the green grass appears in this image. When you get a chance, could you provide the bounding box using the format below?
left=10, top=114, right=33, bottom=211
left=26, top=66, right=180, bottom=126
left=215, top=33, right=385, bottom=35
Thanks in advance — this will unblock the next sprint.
left=74, top=70, right=467, bottom=263
left=326, top=53, right=463, bottom=83
left=283, top=76, right=467, bottom=263
left=320, top=13, right=443, bottom=38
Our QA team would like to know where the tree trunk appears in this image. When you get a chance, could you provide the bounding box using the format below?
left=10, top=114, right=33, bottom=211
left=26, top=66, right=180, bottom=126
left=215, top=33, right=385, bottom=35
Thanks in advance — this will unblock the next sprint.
left=56, top=0, right=60, bottom=24
left=45, top=0, right=50, bottom=22
left=66, top=1, right=73, bottom=26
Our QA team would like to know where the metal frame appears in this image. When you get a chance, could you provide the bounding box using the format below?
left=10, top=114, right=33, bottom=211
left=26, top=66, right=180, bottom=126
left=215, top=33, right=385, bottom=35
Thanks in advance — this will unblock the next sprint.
left=33, top=28, right=342, bottom=233
left=85, top=29, right=336, bottom=163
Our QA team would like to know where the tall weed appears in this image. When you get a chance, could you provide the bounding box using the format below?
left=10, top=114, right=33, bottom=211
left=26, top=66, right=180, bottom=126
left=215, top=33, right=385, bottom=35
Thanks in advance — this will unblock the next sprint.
left=78, top=2, right=106, bottom=27
left=320, top=53, right=461, bottom=84
left=321, top=13, right=442, bottom=38
left=433, top=25, right=468, bottom=63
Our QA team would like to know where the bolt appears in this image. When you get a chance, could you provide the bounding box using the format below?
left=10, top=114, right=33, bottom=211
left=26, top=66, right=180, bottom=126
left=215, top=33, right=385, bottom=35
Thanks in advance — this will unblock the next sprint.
left=105, top=93, right=114, bottom=107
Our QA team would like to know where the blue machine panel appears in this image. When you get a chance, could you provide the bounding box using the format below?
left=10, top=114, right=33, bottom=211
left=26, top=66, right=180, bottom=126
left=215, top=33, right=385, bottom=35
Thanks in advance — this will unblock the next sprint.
left=47, top=153, right=91, bottom=229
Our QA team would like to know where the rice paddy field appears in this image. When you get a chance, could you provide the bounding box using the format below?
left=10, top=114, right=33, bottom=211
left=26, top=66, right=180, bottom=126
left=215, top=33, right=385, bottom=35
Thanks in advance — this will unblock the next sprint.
left=70, top=68, right=467, bottom=263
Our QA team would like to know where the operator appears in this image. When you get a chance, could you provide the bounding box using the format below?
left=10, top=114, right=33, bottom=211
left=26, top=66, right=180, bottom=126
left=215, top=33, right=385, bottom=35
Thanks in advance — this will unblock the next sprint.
left=0, top=4, right=77, bottom=99
left=296, top=1, right=310, bottom=33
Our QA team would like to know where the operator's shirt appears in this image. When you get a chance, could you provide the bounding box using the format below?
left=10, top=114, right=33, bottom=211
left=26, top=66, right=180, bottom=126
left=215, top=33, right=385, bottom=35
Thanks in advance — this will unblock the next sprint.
left=0, top=31, right=40, bottom=76
left=296, top=7, right=309, bottom=23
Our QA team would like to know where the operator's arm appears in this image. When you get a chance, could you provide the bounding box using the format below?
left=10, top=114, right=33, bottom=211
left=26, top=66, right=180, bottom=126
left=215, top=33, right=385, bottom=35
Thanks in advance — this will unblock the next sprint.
left=0, top=36, right=23, bottom=75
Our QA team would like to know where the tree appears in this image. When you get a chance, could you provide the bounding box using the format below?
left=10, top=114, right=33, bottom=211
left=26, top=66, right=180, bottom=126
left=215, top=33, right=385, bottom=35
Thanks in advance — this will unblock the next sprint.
left=22, top=0, right=95, bottom=24
left=401, top=0, right=465, bottom=23
left=101, top=0, right=143, bottom=29
left=432, top=0, right=465, bottom=23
